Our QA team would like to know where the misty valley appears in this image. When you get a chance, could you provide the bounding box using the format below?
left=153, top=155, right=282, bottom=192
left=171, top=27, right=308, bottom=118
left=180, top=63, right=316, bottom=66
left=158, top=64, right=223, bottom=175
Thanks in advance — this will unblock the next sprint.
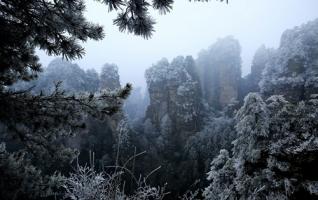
left=1, top=0, right=318, bottom=200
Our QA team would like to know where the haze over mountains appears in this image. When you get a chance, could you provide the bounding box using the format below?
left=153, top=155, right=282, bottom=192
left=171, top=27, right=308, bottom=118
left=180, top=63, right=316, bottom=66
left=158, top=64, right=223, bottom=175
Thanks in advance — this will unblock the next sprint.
left=36, top=0, right=318, bottom=89
left=12, top=18, right=318, bottom=199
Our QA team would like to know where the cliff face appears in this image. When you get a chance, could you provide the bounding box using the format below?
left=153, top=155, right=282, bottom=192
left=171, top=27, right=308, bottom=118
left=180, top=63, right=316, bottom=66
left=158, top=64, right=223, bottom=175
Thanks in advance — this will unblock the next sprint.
left=249, top=45, right=275, bottom=92
left=142, top=48, right=242, bottom=194
left=240, top=45, right=275, bottom=99
left=197, top=36, right=241, bottom=109
left=145, top=56, right=202, bottom=135
left=260, top=19, right=318, bottom=102
left=143, top=37, right=242, bottom=146
left=142, top=56, right=204, bottom=193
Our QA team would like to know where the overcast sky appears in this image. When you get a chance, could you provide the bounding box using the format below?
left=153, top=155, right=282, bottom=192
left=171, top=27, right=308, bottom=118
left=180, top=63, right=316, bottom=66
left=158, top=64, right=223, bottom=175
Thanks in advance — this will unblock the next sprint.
left=37, top=0, right=318, bottom=89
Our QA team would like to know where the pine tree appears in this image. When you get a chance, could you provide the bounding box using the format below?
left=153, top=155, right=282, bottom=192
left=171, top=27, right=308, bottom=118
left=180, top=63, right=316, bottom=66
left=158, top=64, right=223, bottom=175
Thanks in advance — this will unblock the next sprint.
left=203, top=149, right=236, bottom=200
left=205, top=93, right=318, bottom=199
left=232, top=93, right=271, bottom=199
left=204, top=93, right=271, bottom=200
left=0, top=0, right=176, bottom=198
left=0, top=0, right=226, bottom=198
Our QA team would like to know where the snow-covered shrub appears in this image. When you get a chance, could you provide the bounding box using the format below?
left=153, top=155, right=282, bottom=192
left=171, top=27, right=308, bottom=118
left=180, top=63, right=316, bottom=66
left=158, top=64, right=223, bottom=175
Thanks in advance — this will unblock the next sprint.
left=63, top=165, right=168, bottom=200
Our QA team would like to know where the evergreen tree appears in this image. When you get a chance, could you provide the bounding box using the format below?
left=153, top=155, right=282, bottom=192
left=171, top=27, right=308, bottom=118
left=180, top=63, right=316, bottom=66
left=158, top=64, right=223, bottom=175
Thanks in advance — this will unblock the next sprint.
left=265, top=94, right=318, bottom=199
left=232, top=93, right=270, bottom=200
left=203, top=149, right=236, bottom=200
left=0, top=0, right=225, bottom=87
left=205, top=93, right=318, bottom=199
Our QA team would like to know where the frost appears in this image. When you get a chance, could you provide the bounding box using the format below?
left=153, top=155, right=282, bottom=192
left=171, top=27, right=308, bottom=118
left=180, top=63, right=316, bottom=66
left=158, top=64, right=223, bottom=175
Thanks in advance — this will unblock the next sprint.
left=260, top=18, right=318, bottom=101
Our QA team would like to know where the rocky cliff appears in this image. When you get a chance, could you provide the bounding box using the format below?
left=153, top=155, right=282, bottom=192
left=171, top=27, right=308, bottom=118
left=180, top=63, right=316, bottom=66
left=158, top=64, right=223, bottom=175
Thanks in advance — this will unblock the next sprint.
left=145, top=56, right=203, bottom=135
left=260, top=19, right=318, bottom=102
left=197, top=36, right=241, bottom=109
left=100, top=63, right=121, bottom=91
left=240, top=45, right=275, bottom=98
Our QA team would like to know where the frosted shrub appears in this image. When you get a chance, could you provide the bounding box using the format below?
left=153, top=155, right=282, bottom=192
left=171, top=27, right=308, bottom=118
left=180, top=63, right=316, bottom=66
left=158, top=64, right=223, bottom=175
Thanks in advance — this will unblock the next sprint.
left=63, top=165, right=167, bottom=200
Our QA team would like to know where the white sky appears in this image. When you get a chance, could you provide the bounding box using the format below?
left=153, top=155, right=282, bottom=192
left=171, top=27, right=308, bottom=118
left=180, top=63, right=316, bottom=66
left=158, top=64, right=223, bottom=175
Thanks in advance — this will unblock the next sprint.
left=37, top=0, right=318, bottom=89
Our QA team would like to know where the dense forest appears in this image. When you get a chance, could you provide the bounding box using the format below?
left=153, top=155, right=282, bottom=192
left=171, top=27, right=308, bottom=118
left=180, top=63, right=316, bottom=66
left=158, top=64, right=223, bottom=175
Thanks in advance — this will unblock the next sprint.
left=1, top=0, right=318, bottom=200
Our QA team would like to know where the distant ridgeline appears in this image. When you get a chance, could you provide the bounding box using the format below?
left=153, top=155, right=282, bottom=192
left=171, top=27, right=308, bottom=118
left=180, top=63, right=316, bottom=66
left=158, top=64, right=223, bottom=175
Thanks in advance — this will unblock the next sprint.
left=11, top=18, right=318, bottom=199
left=13, top=59, right=120, bottom=93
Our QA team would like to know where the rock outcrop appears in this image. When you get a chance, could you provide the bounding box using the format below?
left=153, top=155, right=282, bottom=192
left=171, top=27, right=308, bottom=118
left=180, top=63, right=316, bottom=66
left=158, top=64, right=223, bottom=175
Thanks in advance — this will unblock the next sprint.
left=145, top=56, right=203, bottom=135
left=260, top=19, right=318, bottom=102
left=142, top=56, right=204, bottom=194
left=100, top=63, right=121, bottom=91
left=240, top=45, right=275, bottom=98
left=197, top=36, right=241, bottom=109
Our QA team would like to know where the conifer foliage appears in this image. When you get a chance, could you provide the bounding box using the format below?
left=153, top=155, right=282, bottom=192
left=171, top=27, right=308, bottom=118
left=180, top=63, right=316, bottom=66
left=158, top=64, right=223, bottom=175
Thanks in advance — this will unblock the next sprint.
left=0, top=0, right=178, bottom=87
left=204, top=93, right=318, bottom=199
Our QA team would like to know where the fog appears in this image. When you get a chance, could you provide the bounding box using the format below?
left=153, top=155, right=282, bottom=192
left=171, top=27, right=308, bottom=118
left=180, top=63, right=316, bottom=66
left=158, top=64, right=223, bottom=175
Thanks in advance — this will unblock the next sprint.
left=37, top=0, right=318, bottom=89
left=4, top=1, right=318, bottom=198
